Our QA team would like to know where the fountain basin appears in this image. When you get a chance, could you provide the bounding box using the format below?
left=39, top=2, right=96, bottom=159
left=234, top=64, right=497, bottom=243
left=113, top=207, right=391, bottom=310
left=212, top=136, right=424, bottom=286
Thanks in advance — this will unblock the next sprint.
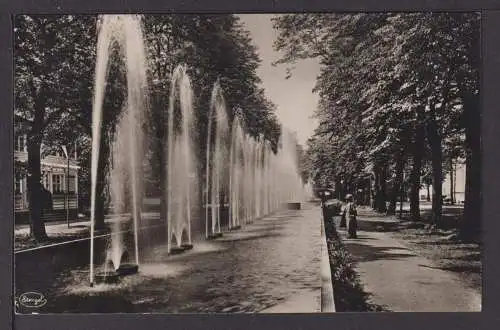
left=286, top=202, right=301, bottom=210
left=207, top=232, right=223, bottom=240
left=116, top=263, right=139, bottom=276
left=181, top=243, right=194, bottom=250
left=94, top=270, right=120, bottom=284
left=169, top=246, right=186, bottom=255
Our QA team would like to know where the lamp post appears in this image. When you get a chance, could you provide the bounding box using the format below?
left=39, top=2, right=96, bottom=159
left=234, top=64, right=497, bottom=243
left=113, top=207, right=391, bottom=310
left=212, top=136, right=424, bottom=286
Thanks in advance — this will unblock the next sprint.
left=369, top=175, right=372, bottom=207
left=62, top=145, right=70, bottom=228
left=400, top=171, right=405, bottom=218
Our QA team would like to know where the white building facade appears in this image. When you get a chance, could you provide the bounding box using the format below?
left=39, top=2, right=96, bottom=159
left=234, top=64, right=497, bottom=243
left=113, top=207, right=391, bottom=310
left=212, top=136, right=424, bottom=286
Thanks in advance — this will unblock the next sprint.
left=14, top=133, right=80, bottom=221
left=419, top=159, right=466, bottom=204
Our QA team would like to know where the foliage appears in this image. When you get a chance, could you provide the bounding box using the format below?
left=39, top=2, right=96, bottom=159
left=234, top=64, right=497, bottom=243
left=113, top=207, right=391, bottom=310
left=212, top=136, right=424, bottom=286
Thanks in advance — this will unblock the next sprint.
left=273, top=13, right=480, bottom=230
left=15, top=14, right=282, bottom=236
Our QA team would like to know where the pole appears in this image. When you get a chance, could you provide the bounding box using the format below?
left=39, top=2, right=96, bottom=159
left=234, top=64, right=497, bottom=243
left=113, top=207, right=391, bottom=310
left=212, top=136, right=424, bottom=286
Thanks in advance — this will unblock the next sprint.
left=369, top=175, right=372, bottom=207
left=399, top=172, right=404, bottom=218
left=67, top=155, right=70, bottom=228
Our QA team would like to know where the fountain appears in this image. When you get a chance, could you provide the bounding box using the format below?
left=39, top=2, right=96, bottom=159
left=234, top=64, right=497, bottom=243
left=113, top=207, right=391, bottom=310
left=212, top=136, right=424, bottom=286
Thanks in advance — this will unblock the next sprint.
left=166, top=64, right=196, bottom=255
left=87, top=14, right=307, bottom=288
left=228, top=115, right=244, bottom=230
left=201, top=82, right=308, bottom=236
left=90, top=15, right=148, bottom=286
left=205, top=81, right=229, bottom=240
left=277, top=130, right=305, bottom=210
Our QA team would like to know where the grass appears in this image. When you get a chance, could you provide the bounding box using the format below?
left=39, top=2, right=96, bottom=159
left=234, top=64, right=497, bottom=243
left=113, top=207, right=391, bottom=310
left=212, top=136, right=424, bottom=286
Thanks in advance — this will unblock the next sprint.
left=362, top=203, right=481, bottom=293
left=15, top=218, right=135, bottom=251
left=392, top=224, right=481, bottom=292
left=398, top=206, right=465, bottom=230
left=14, top=224, right=116, bottom=251
left=323, top=215, right=390, bottom=312
left=15, top=231, right=91, bottom=251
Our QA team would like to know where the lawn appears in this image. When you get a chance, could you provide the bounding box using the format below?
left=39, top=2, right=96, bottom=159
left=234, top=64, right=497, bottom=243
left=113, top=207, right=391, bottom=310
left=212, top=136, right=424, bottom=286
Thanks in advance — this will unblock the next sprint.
left=392, top=223, right=481, bottom=292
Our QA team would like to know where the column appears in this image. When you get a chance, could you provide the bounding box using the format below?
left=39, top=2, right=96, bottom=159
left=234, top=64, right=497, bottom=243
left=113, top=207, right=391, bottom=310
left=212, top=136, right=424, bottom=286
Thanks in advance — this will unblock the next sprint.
left=48, top=171, right=53, bottom=193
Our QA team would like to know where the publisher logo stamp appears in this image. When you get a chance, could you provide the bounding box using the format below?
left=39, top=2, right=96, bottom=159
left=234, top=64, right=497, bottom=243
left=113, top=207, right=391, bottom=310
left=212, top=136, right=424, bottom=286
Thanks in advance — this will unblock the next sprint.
left=18, top=292, right=47, bottom=308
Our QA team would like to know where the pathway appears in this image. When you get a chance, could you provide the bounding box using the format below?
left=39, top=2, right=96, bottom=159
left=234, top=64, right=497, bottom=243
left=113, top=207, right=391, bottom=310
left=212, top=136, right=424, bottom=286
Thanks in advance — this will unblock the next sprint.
left=338, top=208, right=481, bottom=312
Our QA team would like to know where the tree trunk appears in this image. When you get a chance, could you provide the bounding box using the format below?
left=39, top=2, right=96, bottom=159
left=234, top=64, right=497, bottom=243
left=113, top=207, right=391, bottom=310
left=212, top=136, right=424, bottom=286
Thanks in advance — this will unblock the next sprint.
left=27, top=135, right=48, bottom=241
left=427, top=117, right=443, bottom=227
left=450, top=158, right=455, bottom=204
left=426, top=184, right=430, bottom=201
left=374, top=163, right=387, bottom=213
left=150, top=92, right=167, bottom=229
left=461, top=93, right=480, bottom=240
left=399, top=174, right=405, bottom=218
left=388, top=155, right=404, bottom=215
left=410, top=121, right=425, bottom=222
left=27, top=93, right=48, bottom=241
left=373, top=169, right=379, bottom=210
left=369, top=175, right=374, bottom=208
left=378, top=165, right=388, bottom=213
left=334, top=176, right=342, bottom=200
left=159, top=149, right=167, bottom=228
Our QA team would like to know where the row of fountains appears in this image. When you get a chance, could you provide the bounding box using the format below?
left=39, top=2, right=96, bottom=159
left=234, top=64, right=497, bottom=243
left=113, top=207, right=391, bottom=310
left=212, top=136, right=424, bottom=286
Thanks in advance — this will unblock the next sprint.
left=89, top=15, right=308, bottom=286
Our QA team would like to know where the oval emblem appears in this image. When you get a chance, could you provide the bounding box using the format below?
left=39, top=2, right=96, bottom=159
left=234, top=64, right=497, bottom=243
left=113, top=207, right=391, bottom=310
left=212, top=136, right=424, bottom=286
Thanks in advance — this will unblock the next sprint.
left=18, top=292, right=47, bottom=308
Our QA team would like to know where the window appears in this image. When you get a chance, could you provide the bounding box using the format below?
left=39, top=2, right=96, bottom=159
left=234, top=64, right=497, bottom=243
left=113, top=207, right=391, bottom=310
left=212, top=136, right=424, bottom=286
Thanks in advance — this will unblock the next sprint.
left=43, top=173, right=50, bottom=190
left=15, top=177, right=22, bottom=194
left=52, top=174, right=63, bottom=193
left=16, top=134, right=26, bottom=152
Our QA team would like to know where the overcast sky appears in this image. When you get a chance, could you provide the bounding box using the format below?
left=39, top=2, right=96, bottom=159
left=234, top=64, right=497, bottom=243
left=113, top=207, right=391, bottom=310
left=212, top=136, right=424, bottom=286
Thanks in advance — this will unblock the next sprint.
left=238, top=14, right=321, bottom=145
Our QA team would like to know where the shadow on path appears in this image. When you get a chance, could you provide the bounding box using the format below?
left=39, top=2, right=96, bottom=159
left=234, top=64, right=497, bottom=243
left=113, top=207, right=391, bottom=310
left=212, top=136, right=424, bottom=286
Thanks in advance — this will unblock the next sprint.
left=418, top=263, right=480, bottom=275
left=343, top=241, right=416, bottom=263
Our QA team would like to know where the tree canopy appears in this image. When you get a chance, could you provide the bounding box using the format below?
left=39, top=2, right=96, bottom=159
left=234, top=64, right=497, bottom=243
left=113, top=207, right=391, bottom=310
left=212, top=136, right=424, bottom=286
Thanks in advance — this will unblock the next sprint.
left=15, top=14, right=281, bottom=240
left=273, top=13, right=480, bottom=238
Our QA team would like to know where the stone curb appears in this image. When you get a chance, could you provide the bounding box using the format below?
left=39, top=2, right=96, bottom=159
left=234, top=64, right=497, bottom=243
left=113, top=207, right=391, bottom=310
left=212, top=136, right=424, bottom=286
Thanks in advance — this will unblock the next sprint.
left=321, top=217, right=336, bottom=312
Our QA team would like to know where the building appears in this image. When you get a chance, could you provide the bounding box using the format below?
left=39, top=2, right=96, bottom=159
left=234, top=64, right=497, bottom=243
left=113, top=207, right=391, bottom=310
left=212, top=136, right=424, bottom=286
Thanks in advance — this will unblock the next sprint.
left=419, top=160, right=466, bottom=204
left=14, top=130, right=80, bottom=223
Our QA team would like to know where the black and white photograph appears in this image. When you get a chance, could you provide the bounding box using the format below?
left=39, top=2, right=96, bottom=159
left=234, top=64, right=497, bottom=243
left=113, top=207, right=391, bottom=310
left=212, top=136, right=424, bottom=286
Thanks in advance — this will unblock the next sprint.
left=14, top=12, right=481, bottom=313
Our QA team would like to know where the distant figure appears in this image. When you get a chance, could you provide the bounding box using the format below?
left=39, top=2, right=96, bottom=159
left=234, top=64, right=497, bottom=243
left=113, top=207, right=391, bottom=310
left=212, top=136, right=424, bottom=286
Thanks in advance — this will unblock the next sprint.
left=318, top=190, right=330, bottom=222
left=340, top=196, right=347, bottom=228
left=344, top=194, right=357, bottom=238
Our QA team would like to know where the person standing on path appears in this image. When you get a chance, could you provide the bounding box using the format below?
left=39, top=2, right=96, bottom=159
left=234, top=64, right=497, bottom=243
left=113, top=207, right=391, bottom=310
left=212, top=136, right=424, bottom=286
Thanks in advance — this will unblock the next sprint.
left=319, top=189, right=332, bottom=223
left=344, top=194, right=357, bottom=238
left=339, top=198, right=347, bottom=228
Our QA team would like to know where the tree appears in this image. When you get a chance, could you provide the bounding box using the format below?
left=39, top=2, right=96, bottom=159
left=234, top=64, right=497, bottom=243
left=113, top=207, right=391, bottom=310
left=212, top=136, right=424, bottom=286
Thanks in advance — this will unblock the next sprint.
left=273, top=13, right=479, bottom=235
left=15, top=15, right=98, bottom=240
left=141, top=14, right=281, bottom=227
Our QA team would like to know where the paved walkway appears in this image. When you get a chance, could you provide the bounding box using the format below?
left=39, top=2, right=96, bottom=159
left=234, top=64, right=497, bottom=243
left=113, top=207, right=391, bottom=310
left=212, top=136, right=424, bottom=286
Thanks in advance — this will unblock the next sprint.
left=338, top=209, right=481, bottom=312
left=15, top=213, right=159, bottom=237
left=24, top=203, right=331, bottom=313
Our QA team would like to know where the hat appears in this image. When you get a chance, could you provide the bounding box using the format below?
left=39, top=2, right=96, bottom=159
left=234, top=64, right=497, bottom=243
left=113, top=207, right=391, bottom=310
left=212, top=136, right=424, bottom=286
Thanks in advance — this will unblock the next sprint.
left=345, top=194, right=353, bottom=201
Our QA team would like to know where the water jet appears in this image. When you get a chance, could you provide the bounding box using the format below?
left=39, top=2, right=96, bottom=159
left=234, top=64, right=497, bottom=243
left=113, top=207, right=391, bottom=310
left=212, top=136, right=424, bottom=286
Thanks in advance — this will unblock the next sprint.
left=166, top=65, right=196, bottom=255
left=89, top=14, right=148, bottom=286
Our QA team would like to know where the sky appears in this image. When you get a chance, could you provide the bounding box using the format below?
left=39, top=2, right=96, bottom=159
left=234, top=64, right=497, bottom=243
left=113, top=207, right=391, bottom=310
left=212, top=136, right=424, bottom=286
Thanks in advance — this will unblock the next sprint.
left=237, top=14, right=321, bottom=145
